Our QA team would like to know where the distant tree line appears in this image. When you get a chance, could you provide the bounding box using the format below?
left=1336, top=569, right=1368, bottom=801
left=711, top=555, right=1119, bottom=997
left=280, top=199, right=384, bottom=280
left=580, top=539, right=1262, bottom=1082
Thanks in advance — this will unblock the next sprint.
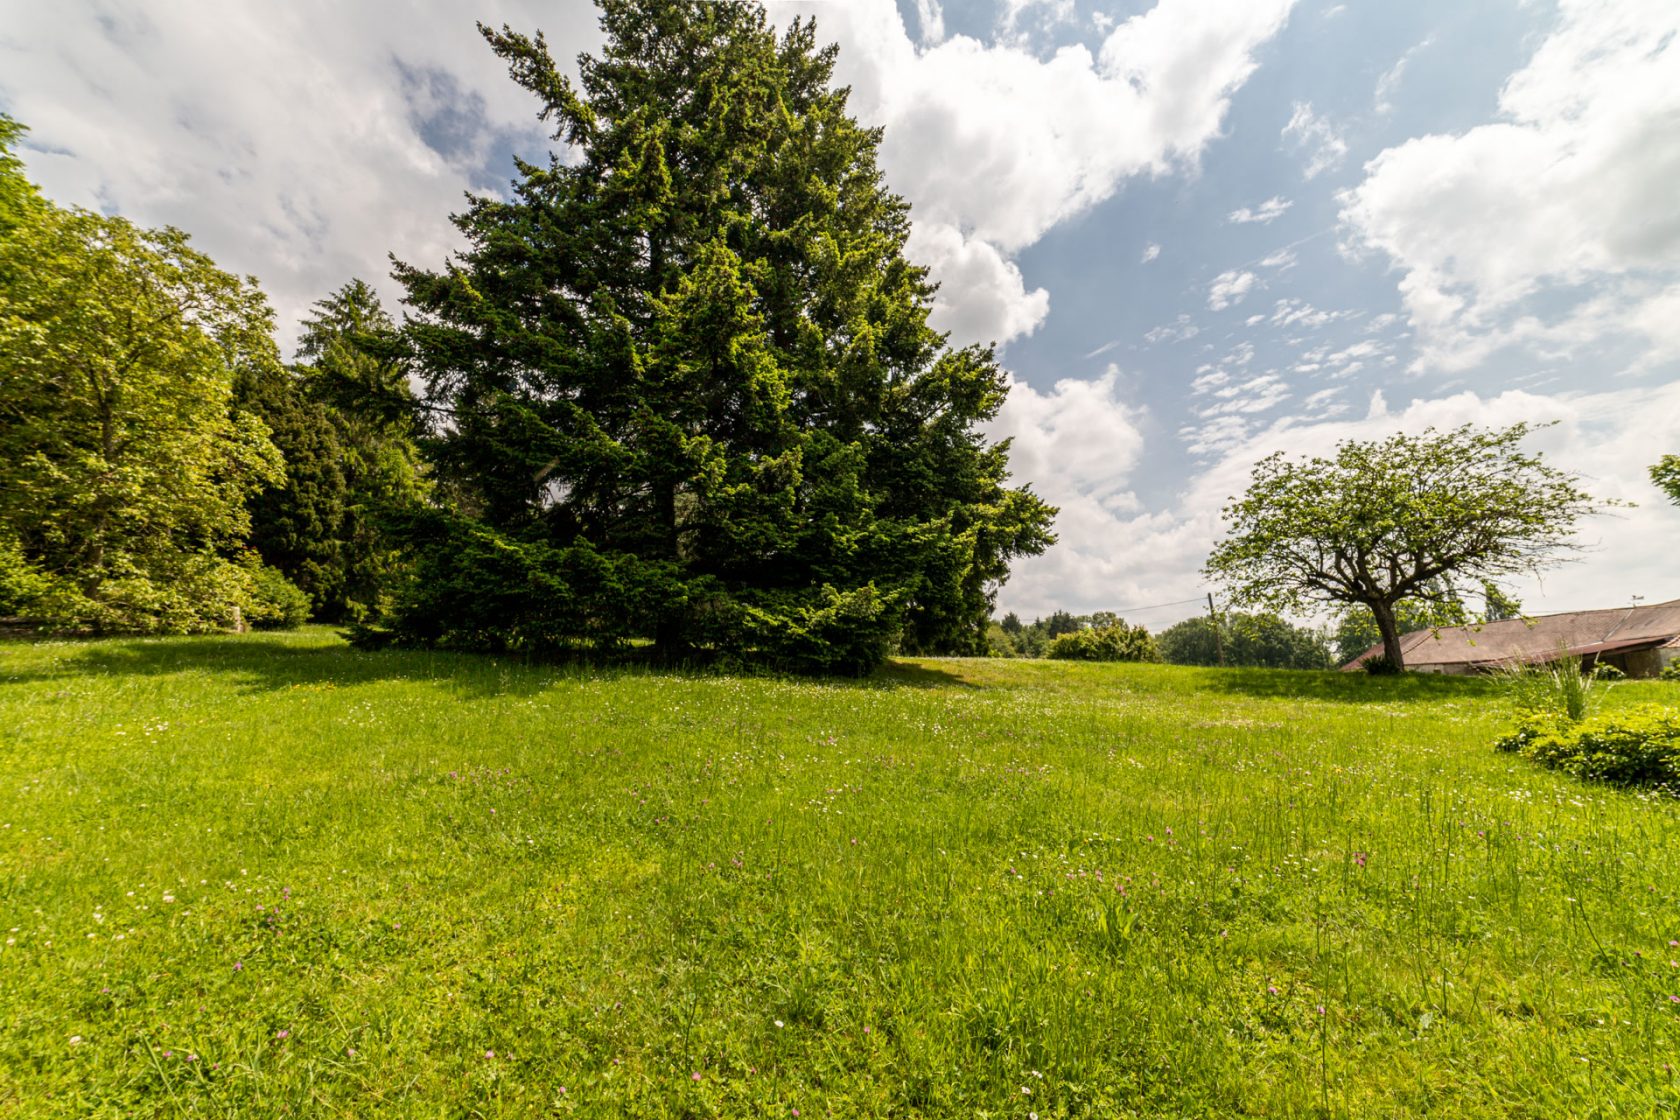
left=990, top=608, right=1333, bottom=669
left=987, top=585, right=1539, bottom=671
left=989, top=611, right=1158, bottom=662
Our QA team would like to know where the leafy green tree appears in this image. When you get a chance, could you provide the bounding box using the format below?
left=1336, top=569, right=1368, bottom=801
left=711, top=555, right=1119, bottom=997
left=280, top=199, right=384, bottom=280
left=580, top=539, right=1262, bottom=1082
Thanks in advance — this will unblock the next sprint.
left=1654, top=455, right=1680, bottom=507
left=1328, top=577, right=1525, bottom=664
left=297, top=281, right=428, bottom=620
left=386, top=4, right=1053, bottom=669
left=1160, top=611, right=1332, bottom=670
left=0, top=116, right=39, bottom=232
left=1481, top=580, right=1523, bottom=622
left=1206, top=424, right=1604, bottom=671
left=0, top=120, right=287, bottom=632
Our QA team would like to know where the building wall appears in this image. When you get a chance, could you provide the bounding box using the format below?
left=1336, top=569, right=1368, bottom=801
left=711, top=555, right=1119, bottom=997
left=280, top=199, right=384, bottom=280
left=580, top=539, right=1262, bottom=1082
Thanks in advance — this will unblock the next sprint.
left=1593, top=647, right=1665, bottom=679
left=1618, top=647, right=1664, bottom=679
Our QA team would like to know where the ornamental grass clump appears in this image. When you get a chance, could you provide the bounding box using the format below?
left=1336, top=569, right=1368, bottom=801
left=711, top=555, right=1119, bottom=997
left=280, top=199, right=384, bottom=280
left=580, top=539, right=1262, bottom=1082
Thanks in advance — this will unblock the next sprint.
left=1493, top=655, right=1604, bottom=724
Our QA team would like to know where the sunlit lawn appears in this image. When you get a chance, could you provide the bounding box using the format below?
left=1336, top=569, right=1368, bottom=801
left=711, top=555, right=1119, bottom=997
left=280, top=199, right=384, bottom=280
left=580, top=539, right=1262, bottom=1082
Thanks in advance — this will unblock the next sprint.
left=3, top=627, right=1678, bottom=1117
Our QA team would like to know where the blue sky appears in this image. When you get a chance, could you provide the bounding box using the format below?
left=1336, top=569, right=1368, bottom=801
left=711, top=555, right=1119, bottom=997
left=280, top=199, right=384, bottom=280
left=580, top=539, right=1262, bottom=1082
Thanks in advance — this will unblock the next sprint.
left=4, top=0, right=1677, bottom=627
left=995, top=0, right=1541, bottom=501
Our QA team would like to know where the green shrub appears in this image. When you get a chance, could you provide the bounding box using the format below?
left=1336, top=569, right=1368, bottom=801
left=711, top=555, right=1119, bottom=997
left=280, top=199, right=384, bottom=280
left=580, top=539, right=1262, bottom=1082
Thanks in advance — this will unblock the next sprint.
left=1660, top=661, right=1680, bottom=682
left=372, top=515, right=686, bottom=654
left=0, top=534, right=56, bottom=619
left=369, top=513, right=905, bottom=674
left=1360, top=654, right=1400, bottom=676
left=985, top=621, right=1021, bottom=658
left=246, top=564, right=312, bottom=630
left=1045, top=621, right=1157, bottom=662
left=1494, top=705, right=1680, bottom=787
left=737, top=584, right=904, bottom=676
left=9, top=550, right=259, bottom=635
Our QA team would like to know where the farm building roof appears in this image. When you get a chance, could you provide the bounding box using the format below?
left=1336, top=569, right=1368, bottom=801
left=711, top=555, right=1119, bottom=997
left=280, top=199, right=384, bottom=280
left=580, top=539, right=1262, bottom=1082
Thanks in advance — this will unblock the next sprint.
left=1341, top=597, right=1680, bottom=671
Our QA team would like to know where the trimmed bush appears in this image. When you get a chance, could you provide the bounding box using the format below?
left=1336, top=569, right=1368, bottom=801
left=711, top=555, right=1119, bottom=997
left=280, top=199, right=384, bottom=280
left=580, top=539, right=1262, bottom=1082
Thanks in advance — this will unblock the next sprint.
left=1045, top=621, right=1157, bottom=663
left=246, top=564, right=312, bottom=630
left=1495, top=705, right=1680, bottom=787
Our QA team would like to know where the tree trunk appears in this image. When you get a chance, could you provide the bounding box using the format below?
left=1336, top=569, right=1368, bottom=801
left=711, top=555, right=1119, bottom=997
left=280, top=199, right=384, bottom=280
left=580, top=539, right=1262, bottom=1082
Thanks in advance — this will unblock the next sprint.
left=1370, top=599, right=1405, bottom=670
left=653, top=614, right=686, bottom=663
left=652, top=477, right=685, bottom=663
left=83, top=386, right=118, bottom=597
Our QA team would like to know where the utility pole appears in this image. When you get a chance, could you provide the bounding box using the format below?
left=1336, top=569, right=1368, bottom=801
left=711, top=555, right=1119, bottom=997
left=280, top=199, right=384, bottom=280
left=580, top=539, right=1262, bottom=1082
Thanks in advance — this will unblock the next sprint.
left=1207, top=592, right=1226, bottom=667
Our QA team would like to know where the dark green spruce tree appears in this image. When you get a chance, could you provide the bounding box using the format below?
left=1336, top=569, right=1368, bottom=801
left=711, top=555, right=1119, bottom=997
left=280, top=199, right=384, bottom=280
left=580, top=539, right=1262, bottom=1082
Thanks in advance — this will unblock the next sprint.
left=241, top=280, right=426, bottom=621
left=295, top=280, right=427, bottom=620
left=235, top=360, right=349, bottom=614
left=385, top=2, right=1054, bottom=671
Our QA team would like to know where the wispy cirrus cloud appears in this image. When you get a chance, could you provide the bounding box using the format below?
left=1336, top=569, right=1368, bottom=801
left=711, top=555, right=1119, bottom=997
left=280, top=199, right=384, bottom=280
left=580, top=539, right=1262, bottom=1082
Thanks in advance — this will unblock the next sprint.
left=1228, top=195, right=1292, bottom=224
left=1281, top=100, right=1347, bottom=178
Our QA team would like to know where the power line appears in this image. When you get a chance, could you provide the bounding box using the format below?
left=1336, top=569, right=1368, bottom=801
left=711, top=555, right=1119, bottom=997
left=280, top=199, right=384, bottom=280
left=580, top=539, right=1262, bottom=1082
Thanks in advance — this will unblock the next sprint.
left=1001, top=595, right=1209, bottom=621
left=1087, top=595, right=1209, bottom=615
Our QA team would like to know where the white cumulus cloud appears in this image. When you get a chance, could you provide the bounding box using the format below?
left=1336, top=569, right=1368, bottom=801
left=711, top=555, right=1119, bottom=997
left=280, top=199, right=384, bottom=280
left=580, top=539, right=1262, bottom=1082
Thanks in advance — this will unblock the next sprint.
left=905, top=221, right=1050, bottom=345
left=1341, top=0, right=1680, bottom=373
left=4, top=0, right=1300, bottom=355
left=0, top=1, right=600, bottom=350
left=780, top=0, right=1298, bottom=344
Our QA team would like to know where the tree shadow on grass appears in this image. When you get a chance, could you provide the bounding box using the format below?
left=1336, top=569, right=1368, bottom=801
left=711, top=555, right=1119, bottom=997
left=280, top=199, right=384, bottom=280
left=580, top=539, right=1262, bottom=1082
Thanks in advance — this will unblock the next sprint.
left=1, top=632, right=987, bottom=698
left=867, top=659, right=983, bottom=690
left=0, top=632, right=571, bottom=698
left=1198, top=664, right=1503, bottom=705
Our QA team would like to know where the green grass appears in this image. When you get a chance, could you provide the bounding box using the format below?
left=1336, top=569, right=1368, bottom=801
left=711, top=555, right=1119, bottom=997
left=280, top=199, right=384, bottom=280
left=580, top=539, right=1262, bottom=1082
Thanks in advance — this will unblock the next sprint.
left=3, top=628, right=1679, bottom=1118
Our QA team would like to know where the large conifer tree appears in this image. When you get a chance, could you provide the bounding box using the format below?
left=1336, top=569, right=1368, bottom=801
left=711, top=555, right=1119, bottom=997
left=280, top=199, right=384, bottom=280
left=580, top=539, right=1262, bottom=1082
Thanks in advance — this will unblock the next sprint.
left=241, top=280, right=427, bottom=621
left=388, top=2, right=1054, bottom=670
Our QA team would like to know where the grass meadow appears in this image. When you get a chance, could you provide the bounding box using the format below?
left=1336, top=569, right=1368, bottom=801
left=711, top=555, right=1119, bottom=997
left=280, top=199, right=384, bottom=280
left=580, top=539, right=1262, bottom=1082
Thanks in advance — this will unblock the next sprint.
left=3, top=627, right=1679, bottom=1118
